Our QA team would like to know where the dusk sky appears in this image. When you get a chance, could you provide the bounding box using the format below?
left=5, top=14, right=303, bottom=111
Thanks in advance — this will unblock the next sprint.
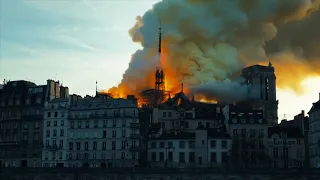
left=1, top=0, right=320, bottom=120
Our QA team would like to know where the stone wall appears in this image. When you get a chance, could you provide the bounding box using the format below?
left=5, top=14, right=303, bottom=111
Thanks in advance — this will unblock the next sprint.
left=1, top=168, right=320, bottom=180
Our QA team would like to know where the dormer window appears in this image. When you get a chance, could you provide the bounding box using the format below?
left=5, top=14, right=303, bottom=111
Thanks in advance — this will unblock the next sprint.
left=241, top=119, right=245, bottom=123
left=249, top=118, right=254, bottom=123
left=163, top=112, right=167, bottom=117
left=232, top=118, right=237, bottom=123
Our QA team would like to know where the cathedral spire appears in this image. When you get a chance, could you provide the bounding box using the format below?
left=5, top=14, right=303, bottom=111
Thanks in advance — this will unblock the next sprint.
left=158, top=21, right=162, bottom=56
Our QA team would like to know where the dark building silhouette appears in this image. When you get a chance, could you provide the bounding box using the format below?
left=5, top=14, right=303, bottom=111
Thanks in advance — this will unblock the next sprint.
left=0, top=79, right=68, bottom=167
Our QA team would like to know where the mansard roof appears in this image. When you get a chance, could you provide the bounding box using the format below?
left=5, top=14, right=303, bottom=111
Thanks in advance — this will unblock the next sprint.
left=228, top=104, right=267, bottom=124
left=268, top=127, right=303, bottom=138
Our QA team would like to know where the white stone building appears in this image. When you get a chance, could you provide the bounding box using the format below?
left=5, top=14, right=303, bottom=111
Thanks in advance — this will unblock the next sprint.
left=42, top=98, right=70, bottom=167
left=66, top=94, right=140, bottom=167
left=148, top=124, right=231, bottom=168
left=268, top=126, right=305, bottom=168
left=308, top=94, right=320, bottom=168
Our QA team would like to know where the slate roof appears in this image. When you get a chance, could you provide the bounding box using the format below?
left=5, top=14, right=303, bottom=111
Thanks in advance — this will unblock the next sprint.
left=228, top=104, right=267, bottom=124
left=308, top=100, right=320, bottom=114
left=268, top=127, right=304, bottom=138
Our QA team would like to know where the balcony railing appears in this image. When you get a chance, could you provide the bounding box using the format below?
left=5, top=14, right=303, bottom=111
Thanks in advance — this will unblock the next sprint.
left=0, top=141, right=19, bottom=145
left=68, top=113, right=138, bottom=120
left=45, top=145, right=62, bottom=151
left=130, top=123, right=139, bottom=129
left=129, top=134, right=140, bottom=139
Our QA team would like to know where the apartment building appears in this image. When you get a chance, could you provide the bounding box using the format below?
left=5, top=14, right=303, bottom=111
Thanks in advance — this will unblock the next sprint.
left=66, top=94, right=140, bottom=167
left=42, top=98, right=70, bottom=167
left=223, top=104, right=269, bottom=168
left=148, top=123, right=231, bottom=168
left=308, top=94, right=320, bottom=168
left=268, top=126, right=305, bottom=168
left=0, top=79, right=68, bottom=167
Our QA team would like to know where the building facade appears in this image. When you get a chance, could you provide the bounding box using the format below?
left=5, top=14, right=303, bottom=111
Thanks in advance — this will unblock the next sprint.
left=0, top=79, right=68, bottom=167
left=268, top=126, right=305, bottom=168
left=66, top=94, right=140, bottom=167
left=42, top=98, right=70, bottom=167
left=148, top=125, right=231, bottom=168
left=308, top=95, right=320, bottom=168
left=223, top=104, right=269, bottom=168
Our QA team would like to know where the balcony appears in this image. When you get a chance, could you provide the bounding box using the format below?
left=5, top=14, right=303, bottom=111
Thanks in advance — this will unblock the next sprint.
left=130, top=123, right=139, bottom=129
left=129, top=146, right=142, bottom=151
left=45, top=145, right=61, bottom=151
left=0, top=141, right=19, bottom=145
left=129, top=134, right=140, bottom=139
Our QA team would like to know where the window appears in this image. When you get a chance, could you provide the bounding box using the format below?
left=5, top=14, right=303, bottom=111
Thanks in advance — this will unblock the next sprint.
left=112, top=141, right=116, bottom=150
left=46, top=140, right=49, bottom=146
left=151, top=152, right=156, bottom=161
left=77, top=121, right=81, bottom=128
left=85, top=142, right=88, bottom=150
left=159, top=152, right=164, bottom=161
left=160, top=142, right=165, bottom=148
left=61, top=112, right=65, bottom=118
left=47, top=121, right=50, bottom=127
left=61, top=120, right=64, bottom=126
left=94, top=120, right=98, bottom=128
left=179, top=152, right=185, bottom=163
left=102, top=142, right=107, bottom=150
left=34, top=122, right=39, bottom=128
left=179, top=141, right=185, bottom=149
left=69, top=143, right=73, bottom=150
left=185, top=122, right=189, bottom=128
left=189, top=141, right=195, bottom=148
left=168, top=112, right=172, bottom=117
left=122, top=141, right=126, bottom=149
left=60, top=129, right=64, bottom=137
left=84, top=153, right=88, bottom=159
left=151, top=142, right=156, bottom=148
left=93, top=142, right=97, bottom=150
left=121, top=152, right=125, bottom=159
left=122, top=119, right=126, bottom=127
left=221, top=152, right=227, bottom=163
left=168, top=152, right=173, bottom=161
left=113, top=119, right=116, bottom=127
left=210, top=152, right=216, bottom=162
left=70, top=121, right=74, bottom=128
left=103, top=120, right=107, bottom=127
left=68, top=153, right=72, bottom=160
left=122, top=130, right=126, bottom=137
left=221, top=140, right=227, bottom=149
left=273, top=148, right=278, bottom=158
left=47, top=112, right=51, bottom=118
left=112, top=130, right=116, bottom=137
left=283, top=147, right=288, bottom=158
left=54, top=121, right=57, bottom=126
left=46, top=130, right=50, bottom=137
left=76, top=142, right=80, bottom=150
left=189, top=152, right=195, bottom=163
left=85, top=121, right=89, bottom=128
left=54, top=112, right=58, bottom=118
left=53, top=130, right=57, bottom=137
left=297, top=139, right=301, bottom=144
left=163, top=112, right=167, bottom=117
left=206, top=122, right=210, bottom=128
left=59, top=140, right=63, bottom=148
left=210, top=140, right=216, bottom=148
left=103, top=130, right=107, bottom=138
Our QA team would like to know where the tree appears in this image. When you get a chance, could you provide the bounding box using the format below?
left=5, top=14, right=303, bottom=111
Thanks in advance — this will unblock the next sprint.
left=229, top=134, right=271, bottom=168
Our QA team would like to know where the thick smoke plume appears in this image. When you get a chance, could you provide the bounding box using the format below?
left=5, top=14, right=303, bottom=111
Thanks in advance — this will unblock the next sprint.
left=108, top=0, right=320, bottom=103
